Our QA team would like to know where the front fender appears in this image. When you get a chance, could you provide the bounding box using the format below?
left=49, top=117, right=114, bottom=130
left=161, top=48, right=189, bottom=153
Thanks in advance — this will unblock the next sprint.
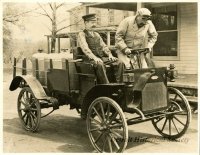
left=9, top=75, right=48, bottom=99
left=81, top=83, right=125, bottom=119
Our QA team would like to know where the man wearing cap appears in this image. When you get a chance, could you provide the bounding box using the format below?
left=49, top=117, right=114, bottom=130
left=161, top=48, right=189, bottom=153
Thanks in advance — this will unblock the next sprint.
left=77, top=13, right=124, bottom=84
left=115, top=8, right=158, bottom=69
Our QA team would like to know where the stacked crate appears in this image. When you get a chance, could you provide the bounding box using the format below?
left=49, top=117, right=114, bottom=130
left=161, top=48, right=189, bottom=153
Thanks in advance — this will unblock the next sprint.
left=32, top=53, right=79, bottom=90
left=32, top=53, right=48, bottom=85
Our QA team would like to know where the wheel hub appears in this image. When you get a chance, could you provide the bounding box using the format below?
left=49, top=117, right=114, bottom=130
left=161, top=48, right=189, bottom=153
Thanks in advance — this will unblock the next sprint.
left=167, top=115, right=173, bottom=119
left=100, top=122, right=110, bottom=131
left=24, top=104, right=31, bottom=111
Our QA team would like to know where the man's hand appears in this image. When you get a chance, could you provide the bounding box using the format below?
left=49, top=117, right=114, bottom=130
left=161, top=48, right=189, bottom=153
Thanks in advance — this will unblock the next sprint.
left=147, top=47, right=152, bottom=52
left=93, top=57, right=103, bottom=64
left=124, top=48, right=132, bottom=55
left=147, top=44, right=153, bottom=52
left=108, top=53, right=118, bottom=62
left=88, top=54, right=94, bottom=60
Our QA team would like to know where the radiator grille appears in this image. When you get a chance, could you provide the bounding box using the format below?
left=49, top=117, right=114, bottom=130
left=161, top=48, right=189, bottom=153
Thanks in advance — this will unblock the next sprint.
left=142, top=82, right=168, bottom=112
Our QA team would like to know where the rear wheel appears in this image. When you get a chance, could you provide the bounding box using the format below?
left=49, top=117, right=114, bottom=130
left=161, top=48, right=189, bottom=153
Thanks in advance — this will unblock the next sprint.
left=17, top=87, right=41, bottom=132
left=87, top=97, right=128, bottom=153
left=152, top=87, right=191, bottom=139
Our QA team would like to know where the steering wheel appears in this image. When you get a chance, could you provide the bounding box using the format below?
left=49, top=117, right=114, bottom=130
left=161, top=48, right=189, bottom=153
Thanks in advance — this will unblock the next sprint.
left=130, top=48, right=150, bottom=55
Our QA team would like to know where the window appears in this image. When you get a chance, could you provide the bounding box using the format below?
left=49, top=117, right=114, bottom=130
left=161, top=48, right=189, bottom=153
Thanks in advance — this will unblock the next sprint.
left=147, top=4, right=178, bottom=60
left=108, top=10, right=114, bottom=25
left=98, top=31, right=116, bottom=46
left=95, top=10, right=101, bottom=25
left=110, top=32, right=116, bottom=46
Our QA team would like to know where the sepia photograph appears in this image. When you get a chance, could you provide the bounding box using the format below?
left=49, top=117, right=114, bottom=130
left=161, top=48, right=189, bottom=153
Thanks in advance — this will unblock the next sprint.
left=2, top=0, right=199, bottom=153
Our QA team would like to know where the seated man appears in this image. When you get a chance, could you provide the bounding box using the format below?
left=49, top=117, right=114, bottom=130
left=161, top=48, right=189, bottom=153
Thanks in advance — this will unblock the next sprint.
left=77, top=13, right=124, bottom=84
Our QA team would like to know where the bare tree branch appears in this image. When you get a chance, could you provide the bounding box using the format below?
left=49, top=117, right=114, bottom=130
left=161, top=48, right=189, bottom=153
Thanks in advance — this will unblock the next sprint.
left=3, top=18, right=19, bottom=23
left=56, top=19, right=82, bottom=33
left=34, top=11, right=52, bottom=19
left=37, top=3, right=53, bottom=22
left=56, top=3, right=65, bottom=9
left=3, top=7, right=40, bottom=21
left=66, top=10, right=79, bottom=21
left=48, top=3, right=53, bottom=11
left=56, top=26, right=69, bottom=33
left=57, top=17, right=69, bottom=25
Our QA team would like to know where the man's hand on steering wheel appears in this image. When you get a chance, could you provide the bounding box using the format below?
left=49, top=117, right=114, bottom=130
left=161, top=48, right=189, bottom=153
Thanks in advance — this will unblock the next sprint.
left=124, top=48, right=132, bottom=55
left=147, top=47, right=152, bottom=52
left=147, top=44, right=153, bottom=52
left=108, top=53, right=118, bottom=62
left=93, top=56, right=103, bottom=64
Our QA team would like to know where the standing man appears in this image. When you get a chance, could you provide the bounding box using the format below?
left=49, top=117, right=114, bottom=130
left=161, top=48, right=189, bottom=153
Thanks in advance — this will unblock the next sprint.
left=77, top=13, right=124, bottom=84
left=115, top=8, right=158, bottom=69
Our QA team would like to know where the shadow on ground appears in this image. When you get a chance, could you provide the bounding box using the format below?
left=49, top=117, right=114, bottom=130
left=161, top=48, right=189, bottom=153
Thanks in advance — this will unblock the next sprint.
left=3, top=114, right=172, bottom=152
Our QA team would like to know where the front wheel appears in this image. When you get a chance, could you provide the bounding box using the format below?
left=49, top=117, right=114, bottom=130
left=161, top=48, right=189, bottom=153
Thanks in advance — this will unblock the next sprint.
left=152, top=87, right=191, bottom=139
left=17, top=87, right=41, bottom=132
left=86, top=97, right=128, bottom=153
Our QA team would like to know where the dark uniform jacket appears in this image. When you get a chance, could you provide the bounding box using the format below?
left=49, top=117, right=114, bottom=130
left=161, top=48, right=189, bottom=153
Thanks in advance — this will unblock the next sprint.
left=77, top=29, right=111, bottom=59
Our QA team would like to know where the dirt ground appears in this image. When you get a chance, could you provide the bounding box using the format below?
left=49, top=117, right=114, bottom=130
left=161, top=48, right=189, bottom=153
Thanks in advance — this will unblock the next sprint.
left=3, top=68, right=199, bottom=153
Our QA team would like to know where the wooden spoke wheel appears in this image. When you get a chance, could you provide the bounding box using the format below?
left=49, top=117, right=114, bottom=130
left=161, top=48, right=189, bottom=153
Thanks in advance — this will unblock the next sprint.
left=152, top=87, right=191, bottom=139
left=87, top=97, right=128, bottom=153
left=17, top=87, right=41, bottom=132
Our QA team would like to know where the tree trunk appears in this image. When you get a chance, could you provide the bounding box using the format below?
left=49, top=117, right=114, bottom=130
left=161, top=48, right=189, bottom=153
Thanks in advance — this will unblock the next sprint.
left=51, top=3, right=57, bottom=53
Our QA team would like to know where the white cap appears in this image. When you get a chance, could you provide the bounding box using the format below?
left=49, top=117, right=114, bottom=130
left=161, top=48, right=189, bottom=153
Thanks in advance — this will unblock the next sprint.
left=137, top=8, right=152, bottom=17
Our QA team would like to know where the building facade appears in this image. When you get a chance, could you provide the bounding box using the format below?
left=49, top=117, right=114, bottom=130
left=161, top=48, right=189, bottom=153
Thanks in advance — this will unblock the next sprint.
left=69, top=2, right=198, bottom=74
left=145, top=3, right=197, bottom=75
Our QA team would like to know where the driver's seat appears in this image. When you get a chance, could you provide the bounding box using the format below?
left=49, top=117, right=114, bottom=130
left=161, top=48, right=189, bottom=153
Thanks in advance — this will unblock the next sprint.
left=73, top=47, right=89, bottom=62
left=73, top=47, right=117, bottom=83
